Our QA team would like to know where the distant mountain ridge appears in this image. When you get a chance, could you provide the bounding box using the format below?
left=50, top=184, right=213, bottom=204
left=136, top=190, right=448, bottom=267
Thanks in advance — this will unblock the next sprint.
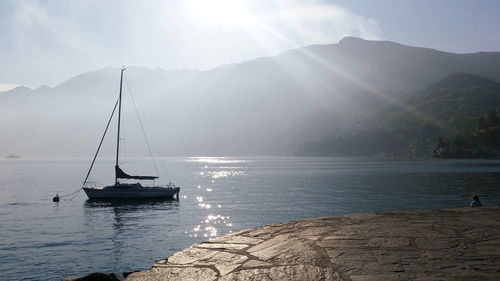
left=426, top=72, right=498, bottom=90
left=1, top=38, right=500, bottom=157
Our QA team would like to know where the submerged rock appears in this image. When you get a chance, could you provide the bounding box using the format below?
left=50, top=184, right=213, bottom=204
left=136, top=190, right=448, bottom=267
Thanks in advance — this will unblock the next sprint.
left=64, top=272, right=122, bottom=281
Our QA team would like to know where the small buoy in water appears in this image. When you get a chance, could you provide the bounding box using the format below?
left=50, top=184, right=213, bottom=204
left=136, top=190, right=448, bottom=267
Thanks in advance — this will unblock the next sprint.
left=53, top=194, right=60, bottom=202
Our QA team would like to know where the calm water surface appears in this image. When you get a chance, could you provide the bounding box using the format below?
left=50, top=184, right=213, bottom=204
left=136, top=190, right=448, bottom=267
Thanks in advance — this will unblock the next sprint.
left=0, top=157, right=499, bottom=281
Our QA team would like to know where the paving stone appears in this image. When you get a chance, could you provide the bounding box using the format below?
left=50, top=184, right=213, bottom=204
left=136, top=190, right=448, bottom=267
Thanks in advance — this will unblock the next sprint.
left=296, top=226, right=336, bottom=237
left=317, top=237, right=371, bottom=248
left=167, top=248, right=215, bottom=265
left=247, top=234, right=293, bottom=257
left=368, top=237, right=410, bottom=248
left=195, top=242, right=249, bottom=250
left=218, top=265, right=341, bottom=281
left=166, top=247, right=248, bottom=275
left=126, top=267, right=218, bottom=281
left=249, top=235, right=324, bottom=266
left=209, top=235, right=264, bottom=245
left=475, top=244, right=500, bottom=255
left=414, top=238, right=462, bottom=250
left=240, top=260, right=273, bottom=268
left=104, top=206, right=500, bottom=281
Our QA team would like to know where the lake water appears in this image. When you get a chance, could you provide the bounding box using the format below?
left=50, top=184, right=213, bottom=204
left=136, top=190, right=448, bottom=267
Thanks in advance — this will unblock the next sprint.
left=1, top=157, right=499, bottom=281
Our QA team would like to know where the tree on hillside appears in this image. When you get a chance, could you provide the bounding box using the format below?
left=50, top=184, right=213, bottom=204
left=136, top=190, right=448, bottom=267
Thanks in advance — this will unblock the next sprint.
left=433, top=110, right=499, bottom=158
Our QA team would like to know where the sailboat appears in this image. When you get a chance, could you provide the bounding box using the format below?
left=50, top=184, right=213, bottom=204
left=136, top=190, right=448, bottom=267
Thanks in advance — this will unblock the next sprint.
left=82, top=68, right=180, bottom=199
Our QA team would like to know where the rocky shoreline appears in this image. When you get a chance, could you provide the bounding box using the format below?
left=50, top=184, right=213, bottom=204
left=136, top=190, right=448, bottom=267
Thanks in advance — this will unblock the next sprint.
left=67, top=206, right=500, bottom=280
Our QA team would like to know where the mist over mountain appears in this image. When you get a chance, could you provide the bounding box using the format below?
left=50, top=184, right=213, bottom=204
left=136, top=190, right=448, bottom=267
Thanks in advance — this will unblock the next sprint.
left=0, top=67, right=199, bottom=157
left=1, top=38, right=500, bottom=157
left=297, top=73, right=500, bottom=157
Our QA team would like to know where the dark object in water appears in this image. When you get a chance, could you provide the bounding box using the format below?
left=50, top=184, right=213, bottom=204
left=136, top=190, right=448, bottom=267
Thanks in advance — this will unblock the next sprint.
left=53, top=194, right=60, bottom=202
left=63, top=272, right=122, bottom=281
left=6, top=154, right=20, bottom=159
left=122, top=271, right=139, bottom=278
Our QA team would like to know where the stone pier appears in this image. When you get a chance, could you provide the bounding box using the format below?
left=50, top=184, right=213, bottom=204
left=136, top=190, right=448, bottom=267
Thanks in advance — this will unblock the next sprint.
left=74, top=206, right=500, bottom=281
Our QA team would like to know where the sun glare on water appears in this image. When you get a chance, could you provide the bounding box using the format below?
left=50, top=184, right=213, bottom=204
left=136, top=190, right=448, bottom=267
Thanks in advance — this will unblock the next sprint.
left=187, top=0, right=258, bottom=27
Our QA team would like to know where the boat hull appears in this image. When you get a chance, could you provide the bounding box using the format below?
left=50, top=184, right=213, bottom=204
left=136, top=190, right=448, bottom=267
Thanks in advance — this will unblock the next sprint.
left=83, top=186, right=180, bottom=200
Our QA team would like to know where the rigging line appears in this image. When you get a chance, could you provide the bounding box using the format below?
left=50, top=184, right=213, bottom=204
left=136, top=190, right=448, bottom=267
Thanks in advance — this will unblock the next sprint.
left=124, top=76, right=159, bottom=176
left=59, top=186, right=84, bottom=198
left=59, top=187, right=84, bottom=200
left=81, top=97, right=120, bottom=188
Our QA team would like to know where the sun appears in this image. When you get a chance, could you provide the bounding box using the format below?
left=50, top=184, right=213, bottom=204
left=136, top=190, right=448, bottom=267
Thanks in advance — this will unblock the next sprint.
left=186, top=0, right=257, bottom=27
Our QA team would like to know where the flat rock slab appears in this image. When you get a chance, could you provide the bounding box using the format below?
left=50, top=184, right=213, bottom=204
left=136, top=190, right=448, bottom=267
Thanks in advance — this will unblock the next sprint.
left=126, top=207, right=500, bottom=281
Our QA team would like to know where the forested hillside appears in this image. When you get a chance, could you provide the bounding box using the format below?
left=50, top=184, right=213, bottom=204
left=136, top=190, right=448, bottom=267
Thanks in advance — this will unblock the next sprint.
left=297, top=73, right=500, bottom=157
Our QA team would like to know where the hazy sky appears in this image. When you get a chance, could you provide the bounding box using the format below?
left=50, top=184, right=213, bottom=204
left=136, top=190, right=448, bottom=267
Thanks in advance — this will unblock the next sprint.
left=1, top=0, right=499, bottom=88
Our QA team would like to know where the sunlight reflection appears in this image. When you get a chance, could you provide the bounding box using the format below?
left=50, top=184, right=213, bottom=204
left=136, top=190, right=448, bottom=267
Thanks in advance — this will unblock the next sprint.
left=187, top=157, right=252, bottom=164
left=210, top=170, right=246, bottom=179
left=187, top=158, right=242, bottom=241
left=187, top=213, right=233, bottom=241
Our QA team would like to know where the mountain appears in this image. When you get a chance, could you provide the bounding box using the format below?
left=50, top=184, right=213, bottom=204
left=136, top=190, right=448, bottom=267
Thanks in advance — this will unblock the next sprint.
left=297, top=73, right=500, bottom=157
left=143, top=38, right=500, bottom=155
left=378, top=73, right=500, bottom=131
left=433, top=109, right=499, bottom=159
left=0, top=67, right=199, bottom=157
left=2, top=37, right=500, bottom=157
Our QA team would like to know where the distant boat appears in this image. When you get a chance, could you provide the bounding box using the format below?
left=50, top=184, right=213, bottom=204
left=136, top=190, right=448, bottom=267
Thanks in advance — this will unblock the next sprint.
left=82, top=68, right=180, bottom=200
left=6, top=154, right=20, bottom=159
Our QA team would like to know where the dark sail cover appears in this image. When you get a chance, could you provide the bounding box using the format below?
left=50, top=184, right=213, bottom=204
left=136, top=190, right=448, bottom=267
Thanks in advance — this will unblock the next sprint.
left=115, top=165, right=158, bottom=180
